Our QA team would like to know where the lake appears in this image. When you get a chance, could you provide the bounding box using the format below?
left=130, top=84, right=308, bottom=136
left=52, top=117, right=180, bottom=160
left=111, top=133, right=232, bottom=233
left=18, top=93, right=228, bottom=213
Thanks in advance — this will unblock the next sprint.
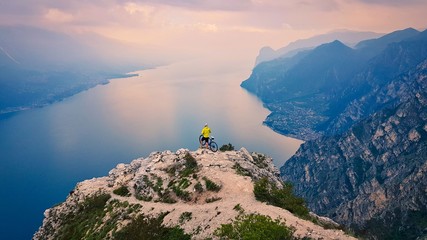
left=0, top=59, right=302, bottom=239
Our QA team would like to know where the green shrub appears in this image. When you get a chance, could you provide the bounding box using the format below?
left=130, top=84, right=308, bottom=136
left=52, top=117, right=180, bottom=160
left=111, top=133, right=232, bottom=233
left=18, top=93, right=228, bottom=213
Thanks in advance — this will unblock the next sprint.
left=177, top=178, right=191, bottom=189
left=172, top=185, right=192, bottom=201
left=181, top=153, right=198, bottom=177
left=142, top=175, right=154, bottom=188
left=135, top=194, right=152, bottom=202
left=158, top=190, right=177, bottom=204
left=220, top=143, right=235, bottom=152
left=203, top=177, right=221, bottom=192
left=214, top=213, right=294, bottom=239
left=179, top=212, right=193, bottom=224
left=252, top=153, right=268, bottom=168
left=194, top=182, right=204, bottom=193
left=153, top=176, right=164, bottom=193
left=233, top=204, right=244, bottom=213
left=113, top=186, right=130, bottom=197
left=205, top=197, right=222, bottom=203
left=55, top=192, right=112, bottom=240
left=232, top=163, right=251, bottom=177
left=253, top=178, right=309, bottom=219
left=166, top=164, right=178, bottom=176
left=114, top=212, right=191, bottom=240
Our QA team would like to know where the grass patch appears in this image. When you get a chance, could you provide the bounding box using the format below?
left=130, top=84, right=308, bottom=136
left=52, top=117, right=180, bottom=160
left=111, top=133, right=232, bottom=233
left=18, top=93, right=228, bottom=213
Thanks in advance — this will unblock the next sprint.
left=55, top=192, right=112, bottom=240
left=203, top=177, right=221, bottom=192
left=254, top=177, right=309, bottom=219
left=172, top=185, right=192, bottom=202
left=181, top=153, right=198, bottom=177
left=232, top=163, right=251, bottom=177
left=214, top=213, right=294, bottom=240
left=114, top=212, right=191, bottom=240
left=177, top=178, right=191, bottom=189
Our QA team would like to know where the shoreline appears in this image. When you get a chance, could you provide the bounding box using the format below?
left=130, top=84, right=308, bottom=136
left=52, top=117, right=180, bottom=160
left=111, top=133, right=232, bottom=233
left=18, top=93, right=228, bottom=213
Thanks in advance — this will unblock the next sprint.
left=0, top=72, right=139, bottom=119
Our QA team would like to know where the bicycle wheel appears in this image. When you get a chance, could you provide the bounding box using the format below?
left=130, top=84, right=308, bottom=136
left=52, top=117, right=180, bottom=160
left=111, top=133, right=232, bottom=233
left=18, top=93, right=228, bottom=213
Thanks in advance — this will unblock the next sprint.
left=199, top=135, right=204, bottom=144
left=210, top=141, right=218, bottom=152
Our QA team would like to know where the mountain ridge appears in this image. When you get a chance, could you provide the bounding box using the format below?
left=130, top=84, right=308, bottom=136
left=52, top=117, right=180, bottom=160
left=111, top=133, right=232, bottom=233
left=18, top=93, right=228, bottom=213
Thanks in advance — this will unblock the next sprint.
left=242, top=27, right=427, bottom=140
left=34, top=148, right=354, bottom=240
left=281, top=59, right=427, bottom=239
left=255, top=30, right=383, bottom=65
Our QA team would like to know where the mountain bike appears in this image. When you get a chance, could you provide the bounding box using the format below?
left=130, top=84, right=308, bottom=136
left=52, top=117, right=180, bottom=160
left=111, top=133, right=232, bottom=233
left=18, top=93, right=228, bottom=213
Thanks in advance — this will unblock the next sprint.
left=199, top=135, right=218, bottom=152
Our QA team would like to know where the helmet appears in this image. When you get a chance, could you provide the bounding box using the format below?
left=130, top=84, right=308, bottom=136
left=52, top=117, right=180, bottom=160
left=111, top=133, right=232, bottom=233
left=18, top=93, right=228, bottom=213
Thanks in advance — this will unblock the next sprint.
left=205, top=123, right=208, bottom=126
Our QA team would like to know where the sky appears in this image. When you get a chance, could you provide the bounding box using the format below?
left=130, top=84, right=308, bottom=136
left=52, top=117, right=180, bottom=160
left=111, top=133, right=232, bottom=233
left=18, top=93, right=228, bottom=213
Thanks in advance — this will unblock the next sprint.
left=1, top=0, right=427, bottom=65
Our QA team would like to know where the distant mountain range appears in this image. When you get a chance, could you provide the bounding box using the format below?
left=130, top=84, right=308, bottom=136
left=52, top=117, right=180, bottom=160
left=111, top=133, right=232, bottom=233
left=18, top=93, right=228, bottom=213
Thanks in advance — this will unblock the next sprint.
left=255, top=30, right=383, bottom=66
left=242, top=27, right=427, bottom=239
left=0, top=25, right=154, bottom=115
left=242, top=27, right=427, bottom=140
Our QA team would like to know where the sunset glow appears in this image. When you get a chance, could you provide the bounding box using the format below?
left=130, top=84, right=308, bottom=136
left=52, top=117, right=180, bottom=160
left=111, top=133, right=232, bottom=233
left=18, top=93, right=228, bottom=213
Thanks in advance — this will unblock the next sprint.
left=1, top=0, right=426, bottom=63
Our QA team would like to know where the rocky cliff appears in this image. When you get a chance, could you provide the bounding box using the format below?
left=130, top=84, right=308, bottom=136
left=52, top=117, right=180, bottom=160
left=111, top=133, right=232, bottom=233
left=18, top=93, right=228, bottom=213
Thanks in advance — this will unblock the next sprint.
left=34, top=148, right=353, bottom=240
left=242, top=28, right=427, bottom=141
left=281, top=60, right=427, bottom=239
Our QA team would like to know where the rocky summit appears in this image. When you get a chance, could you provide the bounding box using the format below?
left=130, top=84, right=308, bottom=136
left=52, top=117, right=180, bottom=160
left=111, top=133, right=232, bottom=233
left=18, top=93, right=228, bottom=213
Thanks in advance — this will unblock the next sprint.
left=34, top=148, right=354, bottom=240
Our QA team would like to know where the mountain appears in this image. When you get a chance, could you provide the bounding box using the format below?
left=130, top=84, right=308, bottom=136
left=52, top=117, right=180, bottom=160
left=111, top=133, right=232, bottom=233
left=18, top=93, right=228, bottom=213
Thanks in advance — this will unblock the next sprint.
left=325, top=29, right=427, bottom=136
left=255, top=30, right=383, bottom=65
left=0, top=25, right=150, bottom=72
left=242, top=40, right=365, bottom=140
left=242, top=28, right=427, bottom=140
left=281, top=59, right=427, bottom=239
left=355, top=28, right=420, bottom=58
left=244, top=40, right=359, bottom=103
left=34, top=148, right=354, bottom=240
left=0, top=25, right=150, bottom=115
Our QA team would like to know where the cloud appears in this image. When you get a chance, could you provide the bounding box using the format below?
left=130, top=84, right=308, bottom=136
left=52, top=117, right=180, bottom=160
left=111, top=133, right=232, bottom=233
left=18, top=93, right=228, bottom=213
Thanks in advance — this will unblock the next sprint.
left=115, top=0, right=252, bottom=11
left=0, top=0, right=426, bottom=65
left=192, top=22, right=218, bottom=32
left=44, top=8, right=74, bottom=23
left=123, top=2, right=156, bottom=15
left=352, top=0, right=425, bottom=6
left=297, top=0, right=340, bottom=11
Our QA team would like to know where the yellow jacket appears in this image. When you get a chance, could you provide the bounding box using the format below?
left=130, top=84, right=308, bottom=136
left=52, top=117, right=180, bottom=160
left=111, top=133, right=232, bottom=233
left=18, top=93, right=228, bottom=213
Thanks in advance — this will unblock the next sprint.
left=201, top=126, right=211, bottom=138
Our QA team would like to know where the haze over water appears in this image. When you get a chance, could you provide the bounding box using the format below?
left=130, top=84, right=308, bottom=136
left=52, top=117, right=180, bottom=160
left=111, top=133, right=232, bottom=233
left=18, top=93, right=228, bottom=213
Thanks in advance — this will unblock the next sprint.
left=0, top=58, right=302, bottom=239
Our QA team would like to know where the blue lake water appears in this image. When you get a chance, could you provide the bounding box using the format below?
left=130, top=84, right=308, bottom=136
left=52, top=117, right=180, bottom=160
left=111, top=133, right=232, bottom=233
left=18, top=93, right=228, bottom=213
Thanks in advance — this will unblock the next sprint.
left=0, top=59, right=302, bottom=239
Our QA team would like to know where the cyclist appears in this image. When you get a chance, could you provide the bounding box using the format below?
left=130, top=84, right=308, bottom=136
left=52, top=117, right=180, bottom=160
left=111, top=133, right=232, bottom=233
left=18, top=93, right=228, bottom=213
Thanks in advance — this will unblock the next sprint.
left=200, top=123, right=211, bottom=148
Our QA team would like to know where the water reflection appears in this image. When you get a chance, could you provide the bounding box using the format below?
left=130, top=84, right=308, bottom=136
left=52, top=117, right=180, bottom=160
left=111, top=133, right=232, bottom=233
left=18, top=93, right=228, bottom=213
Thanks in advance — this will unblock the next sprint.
left=99, top=59, right=303, bottom=165
left=0, top=58, right=302, bottom=239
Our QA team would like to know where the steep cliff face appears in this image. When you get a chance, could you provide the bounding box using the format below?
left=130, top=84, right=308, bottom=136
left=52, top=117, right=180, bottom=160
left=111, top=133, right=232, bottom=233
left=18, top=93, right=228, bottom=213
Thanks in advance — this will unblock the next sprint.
left=281, top=60, right=427, bottom=239
left=34, top=148, right=353, bottom=240
left=242, top=28, right=427, bottom=140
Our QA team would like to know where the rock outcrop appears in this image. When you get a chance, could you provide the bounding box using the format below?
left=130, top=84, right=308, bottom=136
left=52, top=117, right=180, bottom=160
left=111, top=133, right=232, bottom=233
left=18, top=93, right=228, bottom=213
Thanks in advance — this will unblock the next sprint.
left=34, top=148, right=354, bottom=240
left=281, top=60, right=427, bottom=239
